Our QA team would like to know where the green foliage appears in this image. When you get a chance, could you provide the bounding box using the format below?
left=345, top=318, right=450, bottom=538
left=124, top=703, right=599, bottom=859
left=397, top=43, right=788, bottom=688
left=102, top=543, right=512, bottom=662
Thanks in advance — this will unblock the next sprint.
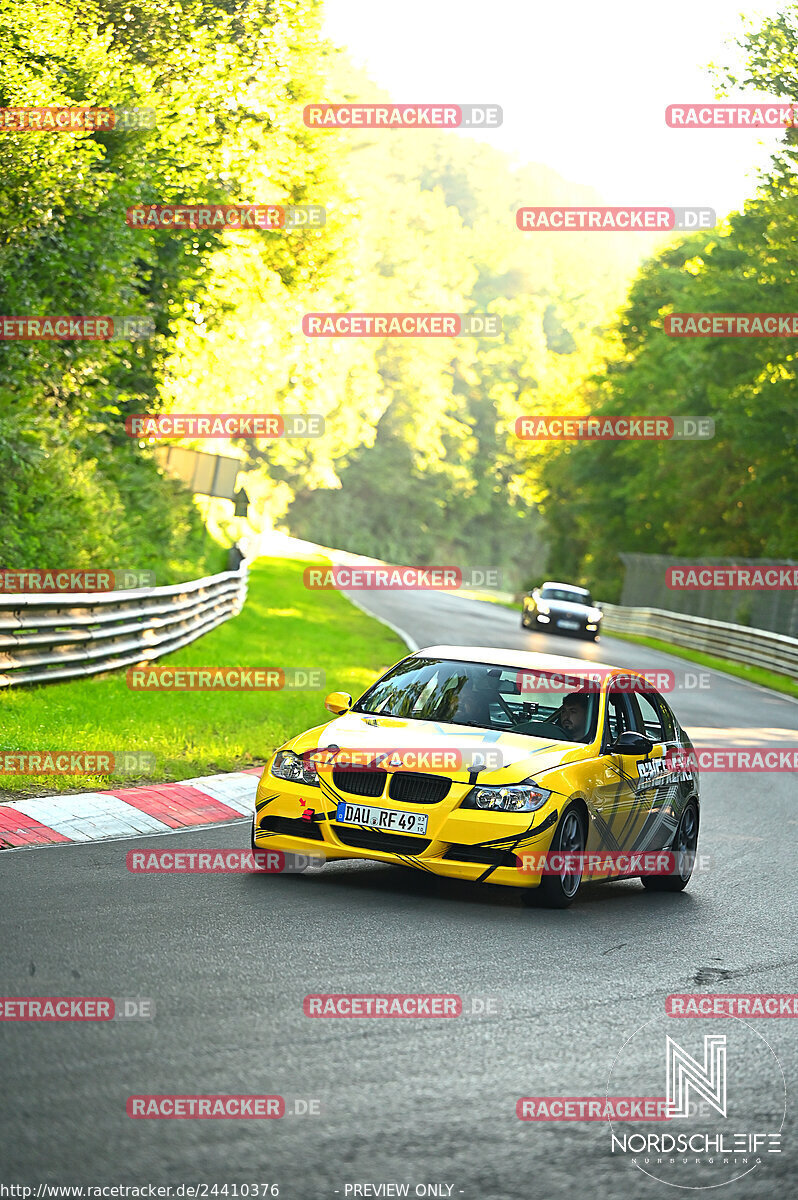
left=258, top=70, right=641, bottom=588
left=0, top=0, right=337, bottom=577
left=5, top=0, right=791, bottom=600
left=538, top=5, right=798, bottom=599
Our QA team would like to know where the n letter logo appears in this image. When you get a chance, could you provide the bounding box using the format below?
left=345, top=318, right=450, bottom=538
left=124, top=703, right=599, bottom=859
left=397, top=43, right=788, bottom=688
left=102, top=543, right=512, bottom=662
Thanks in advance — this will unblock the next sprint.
left=666, top=1035, right=727, bottom=1118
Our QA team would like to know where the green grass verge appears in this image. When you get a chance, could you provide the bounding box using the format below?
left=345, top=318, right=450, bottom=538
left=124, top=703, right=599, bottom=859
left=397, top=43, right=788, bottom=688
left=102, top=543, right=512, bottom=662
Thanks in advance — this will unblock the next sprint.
left=463, top=592, right=520, bottom=611
left=605, top=629, right=798, bottom=699
left=0, top=555, right=407, bottom=799
left=490, top=596, right=521, bottom=611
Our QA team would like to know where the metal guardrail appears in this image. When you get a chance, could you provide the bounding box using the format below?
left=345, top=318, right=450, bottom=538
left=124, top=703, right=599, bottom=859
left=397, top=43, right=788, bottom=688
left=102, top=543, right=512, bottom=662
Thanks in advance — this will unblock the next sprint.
left=0, top=553, right=249, bottom=688
left=599, top=602, right=798, bottom=682
left=617, top=553, right=798, bottom=638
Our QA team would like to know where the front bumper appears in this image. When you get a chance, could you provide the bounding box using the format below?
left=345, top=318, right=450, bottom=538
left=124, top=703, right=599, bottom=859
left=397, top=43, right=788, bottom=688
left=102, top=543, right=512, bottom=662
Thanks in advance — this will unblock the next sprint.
left=253, top=770, right=560, bottom=888
left=538, top=615, right=600, bottom=637
left=523, top=606, right=599, bottom=637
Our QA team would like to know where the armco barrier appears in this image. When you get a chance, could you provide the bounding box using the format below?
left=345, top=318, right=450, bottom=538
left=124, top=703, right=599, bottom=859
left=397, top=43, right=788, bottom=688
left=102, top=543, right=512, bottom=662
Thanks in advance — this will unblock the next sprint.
left=618, top=553, right=798, bottom=637
left=599, top=602, right=798, bottom=682
left=0, top=555, right=249, bottom=688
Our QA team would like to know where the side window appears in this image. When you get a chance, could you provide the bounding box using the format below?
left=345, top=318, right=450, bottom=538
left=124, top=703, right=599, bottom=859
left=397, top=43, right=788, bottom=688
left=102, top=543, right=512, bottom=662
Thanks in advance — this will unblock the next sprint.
left=652, top=694, right=677, bottom=742
left=605, top=689, right=634, bottom=744
left=630, top=692, right=666, bottom=743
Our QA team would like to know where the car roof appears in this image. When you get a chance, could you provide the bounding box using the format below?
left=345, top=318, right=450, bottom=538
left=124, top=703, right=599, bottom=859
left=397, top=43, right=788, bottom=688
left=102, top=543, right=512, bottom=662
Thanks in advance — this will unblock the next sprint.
left=540, top=581, right=590, bottom=594
left=411, top=645, right=650, bottom=679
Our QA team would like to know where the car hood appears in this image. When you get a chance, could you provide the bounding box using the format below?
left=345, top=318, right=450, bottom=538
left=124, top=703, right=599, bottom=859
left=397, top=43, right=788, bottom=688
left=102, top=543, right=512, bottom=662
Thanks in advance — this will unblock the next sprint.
left=293, top=711, right=588, bottom=783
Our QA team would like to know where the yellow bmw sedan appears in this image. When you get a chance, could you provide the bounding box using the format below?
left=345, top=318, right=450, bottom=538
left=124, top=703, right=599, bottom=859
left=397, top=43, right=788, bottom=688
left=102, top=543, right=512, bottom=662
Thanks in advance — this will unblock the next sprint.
left=251, top=646, right=700, bottom=907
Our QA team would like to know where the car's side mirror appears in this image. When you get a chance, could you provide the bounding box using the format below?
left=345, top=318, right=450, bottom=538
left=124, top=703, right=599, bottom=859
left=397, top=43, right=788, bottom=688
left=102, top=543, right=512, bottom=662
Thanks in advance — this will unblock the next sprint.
left=325, top=691, right=352, bottom=715
left=611, top=730, right=654, bottom=756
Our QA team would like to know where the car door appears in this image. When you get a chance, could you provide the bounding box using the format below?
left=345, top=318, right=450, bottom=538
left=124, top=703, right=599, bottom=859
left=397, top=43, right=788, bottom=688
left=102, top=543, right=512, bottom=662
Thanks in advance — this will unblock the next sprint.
left=588, top=685, right=644, bottom=850
left=627, top=688, right=688, bottom=850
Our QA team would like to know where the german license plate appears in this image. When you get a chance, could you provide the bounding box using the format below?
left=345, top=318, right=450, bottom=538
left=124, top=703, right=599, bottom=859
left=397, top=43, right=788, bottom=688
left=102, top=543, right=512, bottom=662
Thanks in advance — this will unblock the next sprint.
left=335, top=802, right=428, bottom=836
left=557, top=619, right=579, bottom=629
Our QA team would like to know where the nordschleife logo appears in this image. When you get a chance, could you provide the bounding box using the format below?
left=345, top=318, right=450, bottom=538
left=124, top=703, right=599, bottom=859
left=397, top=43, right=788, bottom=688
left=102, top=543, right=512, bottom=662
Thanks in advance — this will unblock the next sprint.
left=606, top=1014, right=785, bottom=1189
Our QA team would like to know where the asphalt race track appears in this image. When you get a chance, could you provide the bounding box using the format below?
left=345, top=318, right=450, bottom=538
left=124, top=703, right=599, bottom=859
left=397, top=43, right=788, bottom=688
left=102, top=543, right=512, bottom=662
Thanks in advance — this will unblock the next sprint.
left=2, top=588, right=797, bottom=1197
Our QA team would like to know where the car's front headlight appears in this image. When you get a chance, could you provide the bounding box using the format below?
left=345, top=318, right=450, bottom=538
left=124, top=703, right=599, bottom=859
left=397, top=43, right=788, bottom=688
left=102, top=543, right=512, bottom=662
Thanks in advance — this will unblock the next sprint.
left=270, top=749, right=320, bottom=787
left=536, top=603, right=550, bottom=615
left=587, top=608, right=602, bottom=622
left=462, top=779, right=551, bottom=813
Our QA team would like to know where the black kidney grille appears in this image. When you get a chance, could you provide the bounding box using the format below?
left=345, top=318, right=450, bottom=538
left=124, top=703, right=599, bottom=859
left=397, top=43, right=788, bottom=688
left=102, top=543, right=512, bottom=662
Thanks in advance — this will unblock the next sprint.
left=331, top=768, right=387, bottom=797
left=388, top=771, right=450, bottom=804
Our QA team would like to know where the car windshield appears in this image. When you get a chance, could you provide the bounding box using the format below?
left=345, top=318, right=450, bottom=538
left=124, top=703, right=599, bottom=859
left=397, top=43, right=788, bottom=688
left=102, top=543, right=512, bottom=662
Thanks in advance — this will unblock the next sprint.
left=541, top=586, right=592, bottom=604
left=352, top=656, right=599, bottom=744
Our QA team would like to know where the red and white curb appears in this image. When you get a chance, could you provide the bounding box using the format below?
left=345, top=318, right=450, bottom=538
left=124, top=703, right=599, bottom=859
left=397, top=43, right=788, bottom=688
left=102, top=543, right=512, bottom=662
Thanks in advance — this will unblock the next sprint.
left=0, top=768, right=260, bottom=850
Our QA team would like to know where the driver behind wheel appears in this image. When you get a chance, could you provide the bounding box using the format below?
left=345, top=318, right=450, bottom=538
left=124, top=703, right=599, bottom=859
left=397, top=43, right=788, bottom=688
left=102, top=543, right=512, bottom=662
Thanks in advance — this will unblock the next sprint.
left=557, top=691, right=591, bottom=740
left=453, top=681, right=493, bottom=726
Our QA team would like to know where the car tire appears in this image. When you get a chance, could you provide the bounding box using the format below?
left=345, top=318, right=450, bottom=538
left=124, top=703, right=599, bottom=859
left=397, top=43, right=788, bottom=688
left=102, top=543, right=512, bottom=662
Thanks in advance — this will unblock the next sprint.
left=521, top=612, right=529, bottom=628
left=525, top=804, right=586, bottom=909
left=640, top=800, right=699, bottom=893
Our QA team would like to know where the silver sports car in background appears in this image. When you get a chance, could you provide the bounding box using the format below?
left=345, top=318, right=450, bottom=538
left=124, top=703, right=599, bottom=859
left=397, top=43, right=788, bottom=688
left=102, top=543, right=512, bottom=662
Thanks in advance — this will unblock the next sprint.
left=521, top=581, right=603, bottom=641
